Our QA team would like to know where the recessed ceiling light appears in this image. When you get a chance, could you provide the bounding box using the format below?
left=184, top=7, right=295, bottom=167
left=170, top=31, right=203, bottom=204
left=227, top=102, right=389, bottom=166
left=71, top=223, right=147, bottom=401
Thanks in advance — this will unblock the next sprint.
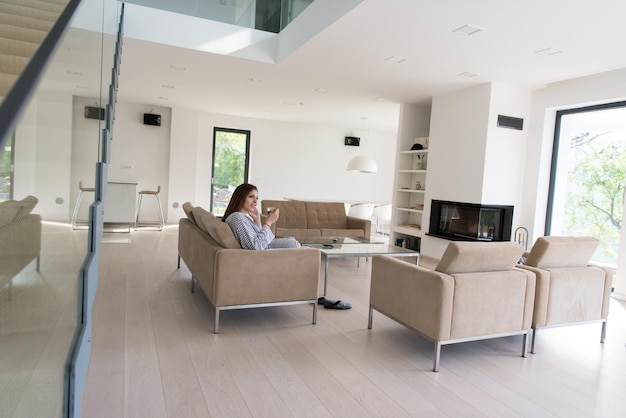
left=374, top=97, right=386, bottom=101
left=156, top=96, right=169, bottom=100
left=452, top=25, right=483, bottom=36
left=170, top=64, right=186, bottom=71
left=384, top=56, right=407, bottom=64
left=534, top=47, right=563, bottom=56
left=247, top=77, right=262, bottom=82
left=161, top=84, right=175, bottom=89
left=314, top=88, right=328, bottom=93
left=457, top=72, right=479, bottom=78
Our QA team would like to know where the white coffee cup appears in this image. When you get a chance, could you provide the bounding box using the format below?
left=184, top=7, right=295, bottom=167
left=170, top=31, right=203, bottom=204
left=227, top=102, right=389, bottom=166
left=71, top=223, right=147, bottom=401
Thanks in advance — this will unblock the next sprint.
left=266, top=207, right=277, bottom=213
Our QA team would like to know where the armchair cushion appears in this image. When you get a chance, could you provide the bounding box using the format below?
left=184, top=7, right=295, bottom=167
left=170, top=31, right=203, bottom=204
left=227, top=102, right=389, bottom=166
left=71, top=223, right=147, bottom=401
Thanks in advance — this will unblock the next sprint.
left=435, top=241, right=524, bottom=274
left=524, top=236, right=598, bottom=268
left=192, top=206, right=241, bottom=249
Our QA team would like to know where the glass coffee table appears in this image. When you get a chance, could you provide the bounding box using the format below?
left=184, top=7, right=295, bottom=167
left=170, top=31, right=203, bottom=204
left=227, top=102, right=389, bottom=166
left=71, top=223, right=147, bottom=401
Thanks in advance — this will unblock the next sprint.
left=303, top=240, right=419, bottom=296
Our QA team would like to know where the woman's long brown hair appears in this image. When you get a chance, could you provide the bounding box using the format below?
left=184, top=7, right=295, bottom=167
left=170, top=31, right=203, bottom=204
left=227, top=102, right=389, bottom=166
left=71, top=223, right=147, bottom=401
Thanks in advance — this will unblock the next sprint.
left=222, top=183, right=257, bottom=221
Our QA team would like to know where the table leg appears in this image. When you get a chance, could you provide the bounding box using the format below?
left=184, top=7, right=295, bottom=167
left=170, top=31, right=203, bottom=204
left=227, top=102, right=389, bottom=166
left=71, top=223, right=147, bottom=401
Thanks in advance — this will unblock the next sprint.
left=323, top=253, right=329, bottom=296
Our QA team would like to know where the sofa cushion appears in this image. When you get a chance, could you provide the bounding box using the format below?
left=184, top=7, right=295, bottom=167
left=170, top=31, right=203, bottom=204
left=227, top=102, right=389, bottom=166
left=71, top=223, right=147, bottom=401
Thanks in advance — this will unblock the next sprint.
left=435, top=241, right=524, bottom=274
left=191, top=206, right=215, bottom=234
left=0, top=195, right=38, bottom=227
left=0, top=201, right=21, bottom=227
left=182, top=202, right=196, bottom=225
left=524, top=236, right=598, bottom=268
left=192, top=206, right=241, bottom=249
left=263, top=200, right=307, bottom=229
left=305, top=202, right=347, bottom=229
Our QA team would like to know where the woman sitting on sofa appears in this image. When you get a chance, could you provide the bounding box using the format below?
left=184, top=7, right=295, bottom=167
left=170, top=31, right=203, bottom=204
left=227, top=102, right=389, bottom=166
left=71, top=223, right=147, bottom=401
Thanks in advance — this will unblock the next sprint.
left=223, top=183, right=301, bottom=250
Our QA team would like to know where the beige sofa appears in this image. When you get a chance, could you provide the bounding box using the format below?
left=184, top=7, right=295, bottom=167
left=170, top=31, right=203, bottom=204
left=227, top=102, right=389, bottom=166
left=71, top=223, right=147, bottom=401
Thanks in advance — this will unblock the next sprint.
left=368, top=241, right=536, bottom=372
left=260, top=200, right=371, bottom=241
left=177, top=203, right=321, bottom=333
left=518, top=236, right=612, bottom=353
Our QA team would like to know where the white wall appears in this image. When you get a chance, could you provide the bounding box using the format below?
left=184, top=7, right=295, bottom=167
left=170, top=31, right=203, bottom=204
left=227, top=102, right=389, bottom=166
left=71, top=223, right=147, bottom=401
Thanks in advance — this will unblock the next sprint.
left=167, top=106, right=397, bottom=222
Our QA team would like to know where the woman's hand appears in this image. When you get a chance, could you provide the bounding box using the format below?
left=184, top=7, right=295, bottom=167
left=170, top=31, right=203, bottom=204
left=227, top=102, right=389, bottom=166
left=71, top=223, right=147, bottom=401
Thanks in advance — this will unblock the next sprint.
left=248, top=206, right=261, bottom=226
left=265, top=208, right=280, bottom=226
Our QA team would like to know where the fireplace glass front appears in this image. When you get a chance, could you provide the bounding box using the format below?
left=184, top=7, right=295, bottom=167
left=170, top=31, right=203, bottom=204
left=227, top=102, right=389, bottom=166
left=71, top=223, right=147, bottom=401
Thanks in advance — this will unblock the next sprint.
left=428, top=200, right=513, bottom=241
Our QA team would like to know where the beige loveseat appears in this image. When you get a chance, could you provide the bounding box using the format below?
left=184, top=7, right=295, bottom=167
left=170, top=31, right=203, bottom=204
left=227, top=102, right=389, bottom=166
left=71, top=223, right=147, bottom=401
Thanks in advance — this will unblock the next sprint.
left=260, top=200, right=371, bottom=241
left=368, top=241, right=536, bottom=372
left=177, top=203, right=321, bottom=333
left=1, top=196, right=41, bottom=296
left=518, top=236, right=612, bottom=353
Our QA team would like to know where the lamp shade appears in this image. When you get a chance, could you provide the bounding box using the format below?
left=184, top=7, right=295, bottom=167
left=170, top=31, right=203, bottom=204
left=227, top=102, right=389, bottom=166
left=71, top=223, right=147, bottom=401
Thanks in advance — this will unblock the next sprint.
left=346, top=155, right=378, bottom=173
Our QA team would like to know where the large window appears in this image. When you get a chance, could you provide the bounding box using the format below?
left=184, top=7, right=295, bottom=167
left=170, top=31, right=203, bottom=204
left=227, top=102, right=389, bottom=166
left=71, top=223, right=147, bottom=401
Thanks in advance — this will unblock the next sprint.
left=210, top=127, right=251, bottom=215
left=547, top=101, right=626, bottom=269
left=0, top=133, right=13, bottom=201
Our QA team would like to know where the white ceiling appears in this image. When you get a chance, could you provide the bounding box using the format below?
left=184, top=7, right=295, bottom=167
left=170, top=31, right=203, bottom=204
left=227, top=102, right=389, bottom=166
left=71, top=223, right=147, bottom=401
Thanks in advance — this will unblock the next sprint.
left=66, top=0, right=626, bottom=134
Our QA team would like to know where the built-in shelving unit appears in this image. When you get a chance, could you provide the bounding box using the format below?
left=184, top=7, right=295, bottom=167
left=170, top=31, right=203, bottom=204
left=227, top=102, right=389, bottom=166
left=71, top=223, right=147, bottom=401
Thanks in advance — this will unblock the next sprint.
left=391, top=138, right=429, bottom=250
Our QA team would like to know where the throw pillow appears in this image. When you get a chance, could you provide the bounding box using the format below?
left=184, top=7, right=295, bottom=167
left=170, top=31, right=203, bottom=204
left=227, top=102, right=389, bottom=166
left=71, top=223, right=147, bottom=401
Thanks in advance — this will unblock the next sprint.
left=16, top=195, right=38, bottom=219
left=204, top=218, right=241, bottom=249
left=182, top=202, right=196, bottom=225
left=0, top=200, right=21, bottom=228
left=191, top=206, right=215, bottom=234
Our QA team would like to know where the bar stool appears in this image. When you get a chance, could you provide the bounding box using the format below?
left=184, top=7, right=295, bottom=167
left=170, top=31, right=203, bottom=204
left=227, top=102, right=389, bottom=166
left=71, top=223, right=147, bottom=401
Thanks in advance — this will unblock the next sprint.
left=71, top=181, right=95, bottom=229
left=135, top=185, right=164, bottom=230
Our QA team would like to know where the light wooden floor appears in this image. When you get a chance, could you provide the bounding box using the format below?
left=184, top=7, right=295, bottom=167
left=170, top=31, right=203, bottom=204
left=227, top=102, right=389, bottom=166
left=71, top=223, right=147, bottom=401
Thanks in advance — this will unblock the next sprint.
left=82, top=226, right=626, bottom=417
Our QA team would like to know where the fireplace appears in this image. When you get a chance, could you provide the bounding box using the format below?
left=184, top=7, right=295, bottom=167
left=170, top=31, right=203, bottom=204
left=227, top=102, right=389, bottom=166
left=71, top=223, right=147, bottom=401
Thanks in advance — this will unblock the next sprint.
left=428, top=200, right=513, bottom=242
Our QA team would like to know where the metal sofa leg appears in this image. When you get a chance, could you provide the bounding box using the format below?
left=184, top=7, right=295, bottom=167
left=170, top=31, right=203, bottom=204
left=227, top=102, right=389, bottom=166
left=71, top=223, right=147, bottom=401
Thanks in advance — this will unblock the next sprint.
left=433, top=342, right=442, bottom=372
left=312, top=302, right=318, bottom=325
left=521, top=332, right=528, bottom=357
left=214, top=308, right=220, bottom=334
left=368, top=306, right=374, bottom=329
left=36, top=254, right=40, bottom=271
left=530, top=328, right=538, bottom=354
left=177, top=254, right=180, bottom=269
left=600, top=320, right=607, bottom=343
left=190, top=276, right=195, bottom=293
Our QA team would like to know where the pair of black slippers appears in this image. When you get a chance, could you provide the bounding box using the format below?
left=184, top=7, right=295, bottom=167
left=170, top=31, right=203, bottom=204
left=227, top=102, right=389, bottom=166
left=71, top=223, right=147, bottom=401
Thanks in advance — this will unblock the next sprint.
left=317, top=297, right=351, bottom=310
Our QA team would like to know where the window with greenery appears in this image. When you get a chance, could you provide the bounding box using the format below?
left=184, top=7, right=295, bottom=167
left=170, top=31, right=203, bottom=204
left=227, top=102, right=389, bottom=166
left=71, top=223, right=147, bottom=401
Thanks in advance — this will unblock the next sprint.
left=0, top=134, right=14, bottom=201
left=211, top=127, right=250, bottom=215
left=547, top=102, right=626, bottom=269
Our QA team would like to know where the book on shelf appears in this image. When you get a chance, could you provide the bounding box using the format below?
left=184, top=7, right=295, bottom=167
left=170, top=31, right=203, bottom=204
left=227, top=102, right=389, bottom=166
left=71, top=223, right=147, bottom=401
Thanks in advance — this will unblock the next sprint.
left=399, top=223, right=421, bottom=230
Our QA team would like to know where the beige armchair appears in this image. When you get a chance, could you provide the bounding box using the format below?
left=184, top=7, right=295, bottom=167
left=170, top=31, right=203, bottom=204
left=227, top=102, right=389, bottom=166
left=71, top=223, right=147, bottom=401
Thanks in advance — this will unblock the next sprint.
left=369, top=241, right=535, bottom=372
left=518, top=236, right=612, bottom=353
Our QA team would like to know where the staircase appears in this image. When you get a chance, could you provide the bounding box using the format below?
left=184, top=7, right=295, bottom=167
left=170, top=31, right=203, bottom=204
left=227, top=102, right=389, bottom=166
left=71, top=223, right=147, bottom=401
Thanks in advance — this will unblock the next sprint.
left=0, top=0, right=67, bottom=104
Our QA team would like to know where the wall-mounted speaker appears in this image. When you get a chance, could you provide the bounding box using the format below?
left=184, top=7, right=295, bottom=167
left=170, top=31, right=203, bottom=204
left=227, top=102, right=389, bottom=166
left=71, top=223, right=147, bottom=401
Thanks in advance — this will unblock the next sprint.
left=497, top=114, right=524, bottom=131
left=143, top=113, right=161, bottom=126
left=345, top=136, right=360, bottom=146
left=84, top=106, right=105, bottom=120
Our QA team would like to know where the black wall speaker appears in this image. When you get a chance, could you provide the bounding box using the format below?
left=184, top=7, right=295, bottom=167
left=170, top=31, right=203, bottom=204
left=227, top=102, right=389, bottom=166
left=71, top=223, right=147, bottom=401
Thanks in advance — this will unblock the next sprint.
left=345, top=136, right=360, bottom=146
left=497, top=114, right=524, bottom=131
left=84, top=106, right=105, bottom=120
left=143, top=113, right=161, bottom=126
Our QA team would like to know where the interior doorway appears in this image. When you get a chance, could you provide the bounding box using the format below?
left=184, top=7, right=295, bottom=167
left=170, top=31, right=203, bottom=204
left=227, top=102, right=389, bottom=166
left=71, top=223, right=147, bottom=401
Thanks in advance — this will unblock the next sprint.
left=210, top=127, right=251, bottom=216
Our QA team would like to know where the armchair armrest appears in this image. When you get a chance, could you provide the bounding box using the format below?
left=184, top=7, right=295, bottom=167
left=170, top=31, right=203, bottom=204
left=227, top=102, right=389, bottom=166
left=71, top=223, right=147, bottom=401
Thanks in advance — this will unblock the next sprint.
left=346, top=216, right=371, bottom=237
left=213, top=248, right=320, bottom=306
left=370, top=255, right=454, bottom=340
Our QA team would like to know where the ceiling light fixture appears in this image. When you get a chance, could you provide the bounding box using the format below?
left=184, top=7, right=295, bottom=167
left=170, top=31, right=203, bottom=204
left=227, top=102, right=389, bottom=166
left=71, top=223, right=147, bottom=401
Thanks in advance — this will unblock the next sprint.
left=247, top=77, right=262, bottom=82
left=457, top=71, right=479, bottom=78
left=314, top=88, right=328, bottom=93
left=346, top=155, right=378, bottom=174
left=170, top=64, right=186, bottom=71
left=452, top=25, right=483, bottom=36
left=534, top=47, right=563, bottom=56
left=384, top=56, right=407, bottom=64
left=156, top=96, right=169, bottom=100
left=161, top=84, right=175, bottom=89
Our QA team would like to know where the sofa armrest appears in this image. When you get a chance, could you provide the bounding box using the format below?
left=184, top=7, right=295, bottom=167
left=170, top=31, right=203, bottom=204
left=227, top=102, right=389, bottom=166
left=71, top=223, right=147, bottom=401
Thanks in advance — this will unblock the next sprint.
left=346, top=216, right=371, bottom=238
left=213, top=248, right=321, bottom=306
left=370, top=255, right=454, bottom=340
